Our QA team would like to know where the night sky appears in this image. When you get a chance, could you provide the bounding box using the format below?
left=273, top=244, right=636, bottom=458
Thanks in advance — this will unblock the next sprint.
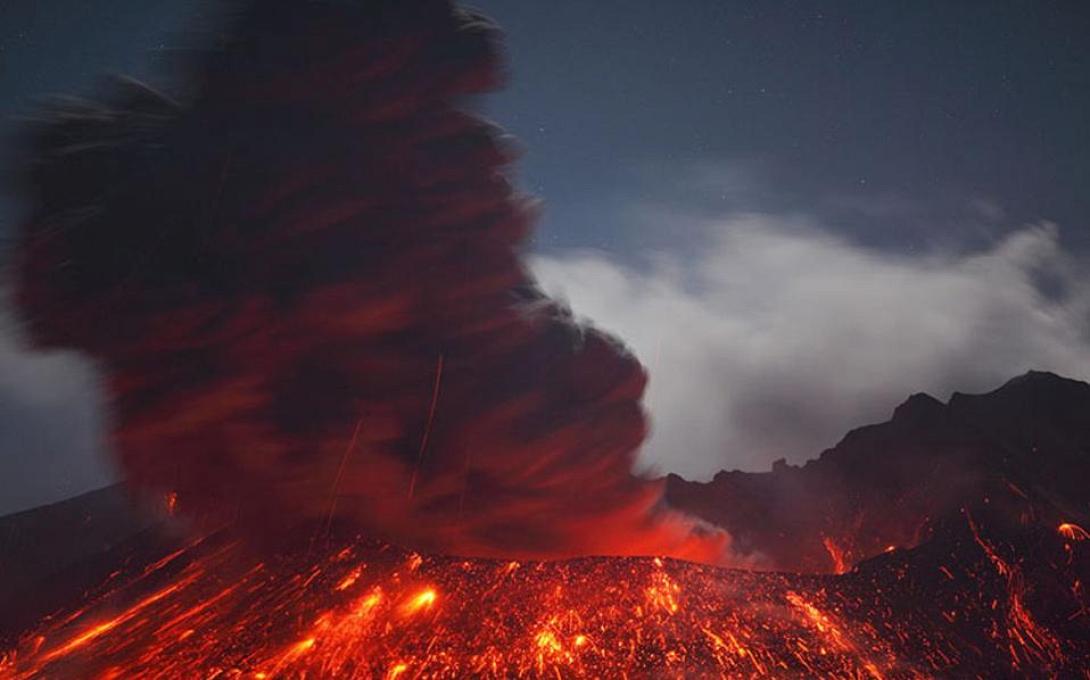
left=4, top=1, right=1089, bottom=253
left=2, top=0, right=1090, bottom=513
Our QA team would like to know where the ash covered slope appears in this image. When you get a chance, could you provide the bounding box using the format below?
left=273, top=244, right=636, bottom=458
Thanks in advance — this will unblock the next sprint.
left=665, top=370, right=1090, bottom=572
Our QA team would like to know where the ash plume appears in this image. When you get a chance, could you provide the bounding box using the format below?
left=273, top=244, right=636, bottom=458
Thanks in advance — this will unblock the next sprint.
left=11, top=0, right=726, bottom=562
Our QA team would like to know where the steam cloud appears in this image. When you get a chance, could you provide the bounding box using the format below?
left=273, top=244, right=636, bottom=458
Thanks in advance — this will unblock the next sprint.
left=534, top=217, right=1090, bottom=478
left=0, top=311, right=108, bottom=516
left=12, top=0, right=726, bottom=562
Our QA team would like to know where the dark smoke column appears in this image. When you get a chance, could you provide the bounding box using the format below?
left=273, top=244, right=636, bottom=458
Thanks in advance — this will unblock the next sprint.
left=13, top=0, right=725, bottom=562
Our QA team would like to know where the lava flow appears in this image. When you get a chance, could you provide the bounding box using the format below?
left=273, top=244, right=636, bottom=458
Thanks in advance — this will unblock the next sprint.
left=3, top=511, right=1089, bottom=679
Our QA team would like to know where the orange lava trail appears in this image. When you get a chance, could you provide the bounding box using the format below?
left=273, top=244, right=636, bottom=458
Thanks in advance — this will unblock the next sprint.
left=323, top=417, right=366, bottom=533
left=407, top=354, right=444, bottom=499
left=966, top=511, right=1066, bottom=673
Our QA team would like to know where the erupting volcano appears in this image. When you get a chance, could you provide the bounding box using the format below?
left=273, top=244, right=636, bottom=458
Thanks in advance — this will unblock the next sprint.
left=2, top=0, right=1090, bottom=678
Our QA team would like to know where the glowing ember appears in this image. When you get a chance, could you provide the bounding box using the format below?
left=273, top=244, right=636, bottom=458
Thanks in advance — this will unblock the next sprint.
left=1058, top=522, right=1089, bottom=542
left=400, top=589, right=438, bottom=617
left=164, top=492, right=178, bottom=517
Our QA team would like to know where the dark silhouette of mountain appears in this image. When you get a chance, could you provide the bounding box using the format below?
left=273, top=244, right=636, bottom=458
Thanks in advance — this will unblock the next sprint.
left=665, top=371, right=1090, bottom=572
left=0, top=485, right=174, bottom=644
left=0, top=485, right=149, bottom=593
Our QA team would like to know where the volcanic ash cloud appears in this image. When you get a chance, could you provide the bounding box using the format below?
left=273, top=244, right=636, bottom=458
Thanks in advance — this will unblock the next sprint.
left=13, top=0, right=727, bottom=563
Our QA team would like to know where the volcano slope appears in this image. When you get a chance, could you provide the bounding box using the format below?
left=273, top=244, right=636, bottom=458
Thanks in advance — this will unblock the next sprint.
left=0, top=506, right=1088, bottom=679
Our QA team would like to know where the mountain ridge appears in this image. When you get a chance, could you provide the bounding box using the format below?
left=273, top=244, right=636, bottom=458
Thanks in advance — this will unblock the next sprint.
left=664, top=370, right=1090, bottom=571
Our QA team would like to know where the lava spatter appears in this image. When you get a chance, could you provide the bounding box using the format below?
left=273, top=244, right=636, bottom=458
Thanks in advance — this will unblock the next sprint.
left=4, top=514, right=1088, bottom=679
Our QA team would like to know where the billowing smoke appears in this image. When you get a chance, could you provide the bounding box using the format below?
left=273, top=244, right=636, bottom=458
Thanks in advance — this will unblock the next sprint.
left=12, top=0, right=726, bottom=562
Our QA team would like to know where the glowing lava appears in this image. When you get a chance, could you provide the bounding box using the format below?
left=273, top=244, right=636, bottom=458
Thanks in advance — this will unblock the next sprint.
left=2, top=516, right=1087, bottom=679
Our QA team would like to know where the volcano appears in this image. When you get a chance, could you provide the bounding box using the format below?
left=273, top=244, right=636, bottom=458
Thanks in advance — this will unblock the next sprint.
left=3, top=0, right=1089, bottom=677
left=2, top=373, right=1089, bottom=678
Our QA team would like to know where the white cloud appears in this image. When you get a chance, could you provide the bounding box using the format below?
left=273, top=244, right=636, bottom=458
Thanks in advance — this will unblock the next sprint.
left=532, top=217, right=1090, bottom=479
left=0, top=309, right=111, bottom=514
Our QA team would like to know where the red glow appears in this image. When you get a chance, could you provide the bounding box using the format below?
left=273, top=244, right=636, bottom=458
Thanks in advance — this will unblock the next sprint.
left=1058, top=522, right=1089, bottom=542
left=3, top=518, right=1085, bottom=678
left=822, top=536, right=851, bottom=574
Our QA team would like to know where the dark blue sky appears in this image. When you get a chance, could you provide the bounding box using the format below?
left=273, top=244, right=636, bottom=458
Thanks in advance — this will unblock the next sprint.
left=488, top=0, right=1090, bottom=256
left=2, top=0, right=1089, bottom=257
